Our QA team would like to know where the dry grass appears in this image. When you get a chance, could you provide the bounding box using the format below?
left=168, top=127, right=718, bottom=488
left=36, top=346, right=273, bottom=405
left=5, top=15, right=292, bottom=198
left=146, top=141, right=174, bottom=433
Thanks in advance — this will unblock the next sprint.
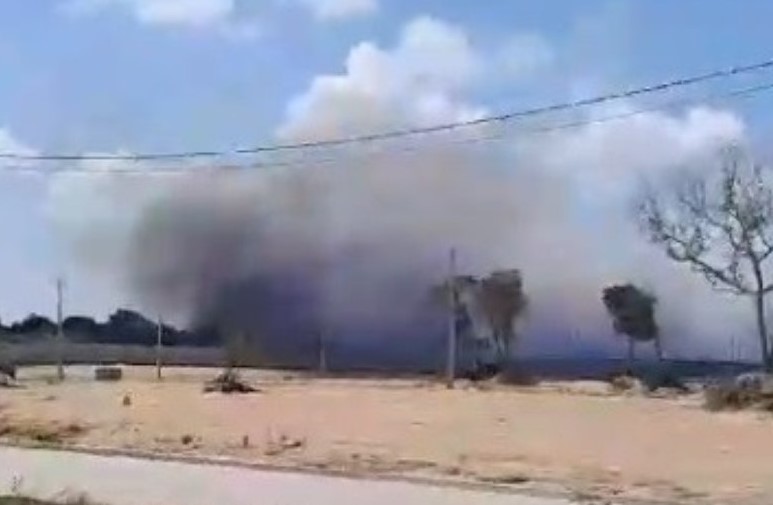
left=703, top=381, right=773, bottom=412
left=0, top=417, right=87, bottom=445
left=0, top=499, right=54, bottom=505
left=0, top=496, right=103, bottom=505
left=7, top=365, right=773, bottom=505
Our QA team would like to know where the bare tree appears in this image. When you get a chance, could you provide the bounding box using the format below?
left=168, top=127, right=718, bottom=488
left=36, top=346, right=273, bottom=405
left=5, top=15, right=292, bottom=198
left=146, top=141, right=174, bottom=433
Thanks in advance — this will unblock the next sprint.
left=601, top=284, right=659, bottom=368
left=639, top=148, right=773, bottom=369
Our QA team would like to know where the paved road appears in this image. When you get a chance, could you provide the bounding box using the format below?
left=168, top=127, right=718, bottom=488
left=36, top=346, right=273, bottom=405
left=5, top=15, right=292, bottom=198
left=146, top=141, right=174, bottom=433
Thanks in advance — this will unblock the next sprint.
left=0, top=447, right=576, bottom=505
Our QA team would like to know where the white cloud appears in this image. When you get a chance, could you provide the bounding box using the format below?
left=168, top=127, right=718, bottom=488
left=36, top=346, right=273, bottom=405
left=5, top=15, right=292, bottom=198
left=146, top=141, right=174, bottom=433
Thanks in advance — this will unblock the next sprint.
left=63, top=0, right=374, bottom=31
left=292, top=0, right=377, bottom=21
left=62, top=0, right=260, bottom=36
left=131, top=0, right=234, bottom=27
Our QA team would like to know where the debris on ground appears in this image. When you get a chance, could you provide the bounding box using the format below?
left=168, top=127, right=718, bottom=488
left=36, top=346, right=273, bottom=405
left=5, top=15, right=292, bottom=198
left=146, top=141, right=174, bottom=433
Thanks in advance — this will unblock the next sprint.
left=0, top=418, right=87, bottom=444
left=704, top=372, right=773, bottom=411
left=121, top=394, right=132, bottom=407
left=607, top=368, right=691, bottom=398
left=0, top=363, right=19, bottom=388
left=607, top=371, right=644, bottom=393
left=460, top=363, right=501, bottom=382
left=499, top=367, right=540, bottom=387
left=0, top=372, right=20, bottom=389
left=0, top=495, right=105, bottom=505
left=203, top=370, right=259, bottom=394
left=264, top=430, right=305, bottom=456
left=94, top=366, right=122, bottom=382
left=641, top=369, right=691, bottom=396
left=0, top=362, right=16, bottom=380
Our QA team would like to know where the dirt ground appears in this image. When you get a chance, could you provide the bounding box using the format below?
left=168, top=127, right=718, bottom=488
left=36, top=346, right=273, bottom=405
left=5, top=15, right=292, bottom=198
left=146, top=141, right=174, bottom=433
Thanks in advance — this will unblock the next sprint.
left=2, top=366, right=773, bottom=505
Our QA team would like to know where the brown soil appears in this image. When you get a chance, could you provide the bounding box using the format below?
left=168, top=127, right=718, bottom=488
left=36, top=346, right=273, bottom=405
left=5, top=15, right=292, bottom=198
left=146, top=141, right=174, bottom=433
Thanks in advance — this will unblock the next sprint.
left=2, top=366, right=771, bottom=505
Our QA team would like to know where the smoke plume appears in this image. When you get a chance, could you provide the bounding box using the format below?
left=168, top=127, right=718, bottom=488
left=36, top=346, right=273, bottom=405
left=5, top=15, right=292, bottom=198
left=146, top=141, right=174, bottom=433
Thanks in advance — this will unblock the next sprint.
left=48, top=17, right=758, bottom=364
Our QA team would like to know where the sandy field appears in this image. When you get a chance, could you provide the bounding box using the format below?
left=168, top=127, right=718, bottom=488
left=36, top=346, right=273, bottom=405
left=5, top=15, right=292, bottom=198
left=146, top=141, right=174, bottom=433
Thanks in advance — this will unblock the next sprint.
left=2, top=366, right=773, bottom=505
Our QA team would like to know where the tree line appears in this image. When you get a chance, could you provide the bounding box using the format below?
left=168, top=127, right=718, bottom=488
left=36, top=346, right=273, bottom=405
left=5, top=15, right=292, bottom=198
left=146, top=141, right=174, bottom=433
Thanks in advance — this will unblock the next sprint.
left=0, top=309, right=220, bottom=347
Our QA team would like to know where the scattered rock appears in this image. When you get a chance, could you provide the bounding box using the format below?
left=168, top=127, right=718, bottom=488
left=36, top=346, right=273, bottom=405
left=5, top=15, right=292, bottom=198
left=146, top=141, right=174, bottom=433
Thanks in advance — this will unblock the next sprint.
left=181, top=434, right=194, bottom=445
left=122, top=394, right=132, bottom=407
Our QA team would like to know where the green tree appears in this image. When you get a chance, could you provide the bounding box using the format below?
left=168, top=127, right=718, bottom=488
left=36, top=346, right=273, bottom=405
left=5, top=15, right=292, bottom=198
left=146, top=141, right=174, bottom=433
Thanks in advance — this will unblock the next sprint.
left=602, top=284, right=659, bottom=367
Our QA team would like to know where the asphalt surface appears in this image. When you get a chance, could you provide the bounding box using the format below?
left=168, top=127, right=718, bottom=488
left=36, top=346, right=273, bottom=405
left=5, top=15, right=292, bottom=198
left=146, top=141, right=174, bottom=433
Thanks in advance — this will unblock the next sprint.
left=0, top=446, right=578, bottom=505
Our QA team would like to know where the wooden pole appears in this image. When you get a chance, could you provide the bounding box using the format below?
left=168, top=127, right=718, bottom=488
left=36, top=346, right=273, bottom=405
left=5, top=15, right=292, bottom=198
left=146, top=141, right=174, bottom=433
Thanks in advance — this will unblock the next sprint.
left=55, top=278, right=65, bottom=382
left=318, top=332, right=328, bottom=375
left=156, top=315, right=163, bottom=381
left=446, top=248, right=458, bottom=389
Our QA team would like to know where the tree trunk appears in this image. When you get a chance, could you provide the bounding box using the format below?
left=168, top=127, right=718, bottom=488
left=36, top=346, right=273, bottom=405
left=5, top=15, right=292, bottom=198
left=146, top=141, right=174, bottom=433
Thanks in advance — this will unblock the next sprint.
left=499, top=332, right=509, bottom=366
left=754, top=291, right=771, bottom=371
left=653, top=335, right=663, bottom=362
left=751, top=258, right=771, bottom=371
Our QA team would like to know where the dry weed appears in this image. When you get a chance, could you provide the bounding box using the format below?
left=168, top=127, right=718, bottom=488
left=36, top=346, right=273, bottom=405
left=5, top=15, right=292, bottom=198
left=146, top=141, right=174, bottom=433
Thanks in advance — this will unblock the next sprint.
left=0, top=417, right=87, bottom=444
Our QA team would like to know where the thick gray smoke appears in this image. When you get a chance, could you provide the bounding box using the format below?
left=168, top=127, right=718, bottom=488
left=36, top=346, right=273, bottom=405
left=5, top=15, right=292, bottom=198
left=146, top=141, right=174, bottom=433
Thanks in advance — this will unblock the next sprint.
left=47, top=16, right=760, bottom=364
left=119, top=144, right=553, bottom=363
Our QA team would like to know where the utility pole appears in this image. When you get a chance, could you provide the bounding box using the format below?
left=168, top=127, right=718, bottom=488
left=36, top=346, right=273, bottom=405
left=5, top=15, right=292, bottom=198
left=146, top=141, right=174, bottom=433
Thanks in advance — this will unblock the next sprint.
left=318, top=331, right=328, bottom=375
left=445, top=248, right=458, bottom=389
left=730, top=335, right=736, bottom=362
left=156, top=315, right=163, bottom=381
left=55, top=277, right=65, bottom=382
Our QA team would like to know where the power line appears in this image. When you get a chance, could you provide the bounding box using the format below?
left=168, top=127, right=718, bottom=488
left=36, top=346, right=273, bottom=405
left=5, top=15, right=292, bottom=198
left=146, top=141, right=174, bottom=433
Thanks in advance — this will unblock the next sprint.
left=3, top=79, right=772, bottom=176
left=2, top=57, right=773, bottom=162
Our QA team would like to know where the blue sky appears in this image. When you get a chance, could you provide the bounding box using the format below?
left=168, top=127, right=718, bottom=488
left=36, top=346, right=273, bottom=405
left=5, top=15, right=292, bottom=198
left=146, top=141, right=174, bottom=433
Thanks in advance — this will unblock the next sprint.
left=2, top=0, right=773, bottom=154
left=0, top=0, right=772, bottom=360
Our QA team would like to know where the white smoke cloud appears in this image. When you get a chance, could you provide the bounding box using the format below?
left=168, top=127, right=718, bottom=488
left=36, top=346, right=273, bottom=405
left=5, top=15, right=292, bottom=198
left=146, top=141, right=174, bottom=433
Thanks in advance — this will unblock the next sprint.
left=43, top=16, right=757, bottom=361
left=275, top=16, right=751, bottom=359
left=280, top=16, right=486, bottom=140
